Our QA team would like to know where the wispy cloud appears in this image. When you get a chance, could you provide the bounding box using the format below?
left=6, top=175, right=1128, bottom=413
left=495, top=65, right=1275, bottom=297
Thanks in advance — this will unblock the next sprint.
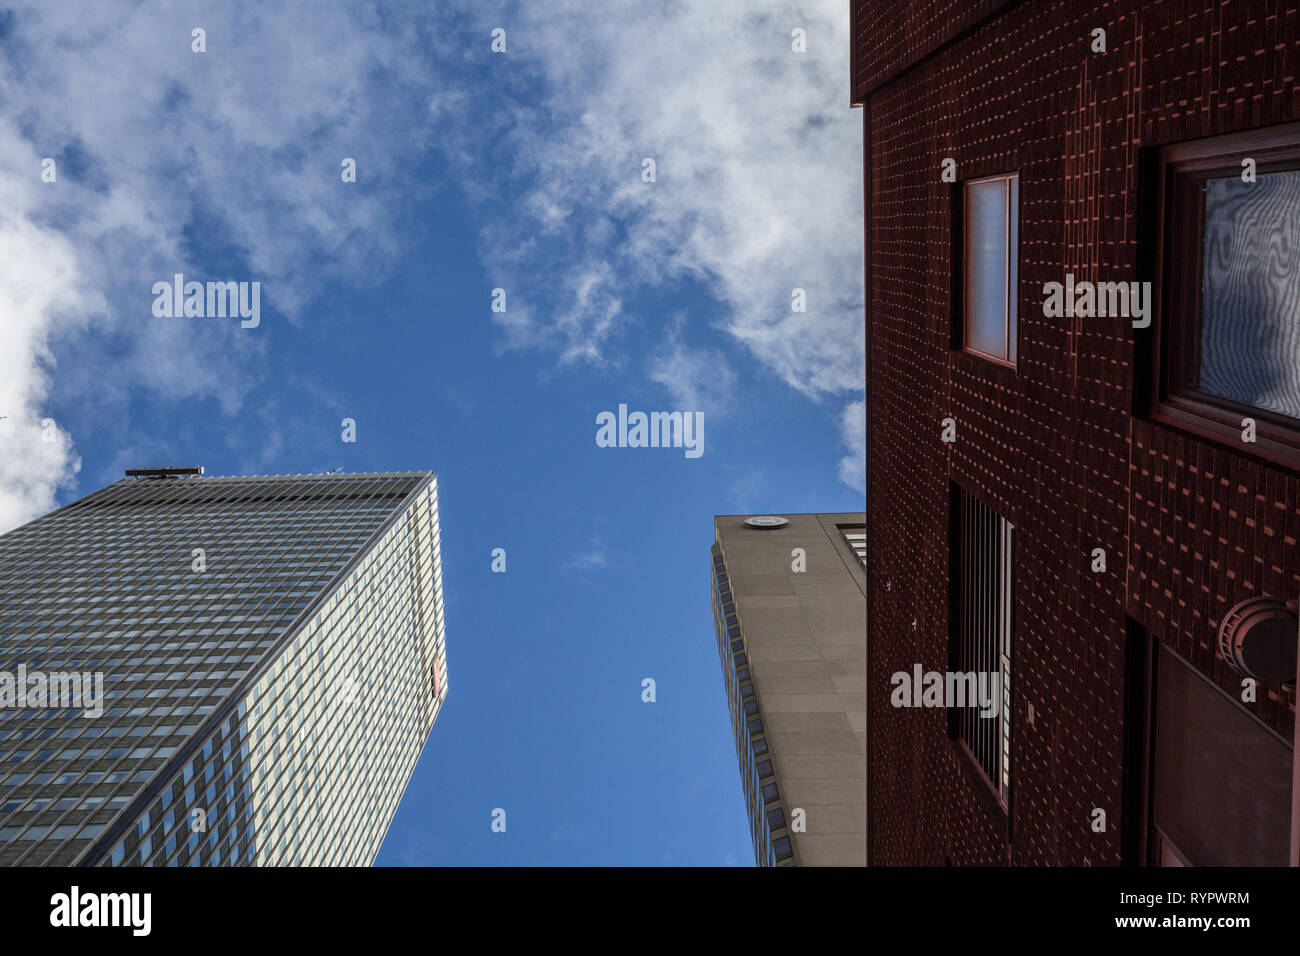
left=563, top=545, right=609, bottom=571
left=445, top=1, right=865, bottom=488
left=0, top=1, right=438, bottom=529
left=725, top=466, right=770, bottom=514
left=0, top=0, right=865, bottom=532
left=838, top=399, right=865, bottom=493
left=647, top=314, right=739, bottom=418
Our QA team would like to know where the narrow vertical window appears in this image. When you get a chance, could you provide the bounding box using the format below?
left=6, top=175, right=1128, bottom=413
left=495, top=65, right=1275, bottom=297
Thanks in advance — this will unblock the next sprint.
left=962, top=173, right=1019, bottom=366
left=951, top=487, right=1014, bottom=807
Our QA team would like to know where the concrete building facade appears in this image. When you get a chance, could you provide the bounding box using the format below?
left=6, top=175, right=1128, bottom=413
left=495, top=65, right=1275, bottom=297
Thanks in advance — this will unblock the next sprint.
left=710, top=513, right=866, bottom=866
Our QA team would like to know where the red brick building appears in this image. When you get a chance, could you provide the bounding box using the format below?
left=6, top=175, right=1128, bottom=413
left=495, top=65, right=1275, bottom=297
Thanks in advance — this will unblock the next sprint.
left=852, top=0, right=1300, bottom=865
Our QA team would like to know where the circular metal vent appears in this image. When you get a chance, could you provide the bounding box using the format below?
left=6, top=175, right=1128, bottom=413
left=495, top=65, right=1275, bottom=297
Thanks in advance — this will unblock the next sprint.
left=744, top=516, right=789, bottom=529
left=1217, top=597, right=1298, bottom=684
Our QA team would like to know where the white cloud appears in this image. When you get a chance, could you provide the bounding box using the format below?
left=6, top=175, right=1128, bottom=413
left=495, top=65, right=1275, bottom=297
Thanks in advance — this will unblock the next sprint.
left=0, top=1, right=438, bottom=530
left=0, top=133, right=90, bottom=529
left=454, top=1, right=866, bottom=487
left=563, top=545, right=608, bottom=571
left=647, top=333, right=738, bottom=418
left=838, top=399, right=865, bottom=493
left=0, top=0, right=867, bottom=534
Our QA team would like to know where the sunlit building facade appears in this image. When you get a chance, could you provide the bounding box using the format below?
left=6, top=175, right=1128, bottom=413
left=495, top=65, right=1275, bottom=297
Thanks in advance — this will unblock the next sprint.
left=710, top=513, right=867, bottom=867
left=0, top=470, right=447, bottom=866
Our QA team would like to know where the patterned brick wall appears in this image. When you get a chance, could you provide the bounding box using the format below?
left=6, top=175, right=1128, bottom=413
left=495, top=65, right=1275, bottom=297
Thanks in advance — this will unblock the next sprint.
left=860, top=0, right=1300, bottom=866
left=852, top=0, right=1020, bottom=101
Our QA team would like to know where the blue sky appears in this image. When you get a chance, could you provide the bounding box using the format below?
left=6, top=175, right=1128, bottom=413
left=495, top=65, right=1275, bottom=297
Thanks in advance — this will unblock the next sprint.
left=0, top=1, right=864, bottom=865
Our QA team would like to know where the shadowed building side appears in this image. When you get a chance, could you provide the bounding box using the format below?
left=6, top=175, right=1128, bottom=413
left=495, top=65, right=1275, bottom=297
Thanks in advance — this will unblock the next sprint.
left=853, top=0, right=1300, bottom=866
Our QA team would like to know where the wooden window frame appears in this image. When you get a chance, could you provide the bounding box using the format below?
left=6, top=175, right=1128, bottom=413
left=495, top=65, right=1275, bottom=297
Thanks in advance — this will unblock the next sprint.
left=1149, top=121, right=1300, bottom=471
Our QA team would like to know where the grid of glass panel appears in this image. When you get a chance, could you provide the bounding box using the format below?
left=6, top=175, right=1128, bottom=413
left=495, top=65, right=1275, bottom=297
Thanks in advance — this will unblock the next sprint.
left=710, top=545, right=794, bottom=867
left=0, top=471, right=444, bottom=866
left=93, top=479, right=446, bottom=866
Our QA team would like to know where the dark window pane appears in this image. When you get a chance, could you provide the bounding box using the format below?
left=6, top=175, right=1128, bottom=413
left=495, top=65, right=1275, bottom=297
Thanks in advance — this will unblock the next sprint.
left=1152, top=644, right=1292, bottom=866
left=1198, top=171, right=1300, bottom=418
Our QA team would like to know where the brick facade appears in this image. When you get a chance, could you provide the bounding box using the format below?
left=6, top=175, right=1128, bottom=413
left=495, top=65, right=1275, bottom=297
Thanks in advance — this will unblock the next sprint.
left=854, top=0, right=1300, bottom=865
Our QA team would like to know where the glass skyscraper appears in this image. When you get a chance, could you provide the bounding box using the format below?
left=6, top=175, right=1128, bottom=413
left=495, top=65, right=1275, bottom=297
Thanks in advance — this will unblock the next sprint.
left=0, top=469, right=447, bottom=866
